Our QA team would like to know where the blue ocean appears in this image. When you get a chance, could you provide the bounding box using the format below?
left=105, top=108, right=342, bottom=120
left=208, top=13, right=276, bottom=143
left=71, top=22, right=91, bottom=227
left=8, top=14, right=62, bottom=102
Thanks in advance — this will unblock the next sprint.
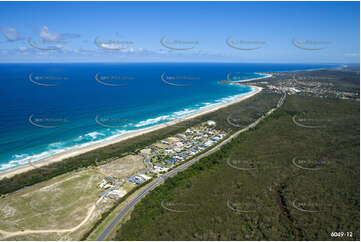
left=0, top=63, right=336, bottom=172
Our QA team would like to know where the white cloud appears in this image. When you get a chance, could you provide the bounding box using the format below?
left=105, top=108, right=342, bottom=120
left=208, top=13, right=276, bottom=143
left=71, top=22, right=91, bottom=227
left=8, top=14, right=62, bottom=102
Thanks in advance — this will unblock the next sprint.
left=40, top=26, right=61, bottom=41
left=39, top=26, right=80, bottom=42
left=1, top=27, right=24, bottom=41
left=18, top=46, right=27, bottom=51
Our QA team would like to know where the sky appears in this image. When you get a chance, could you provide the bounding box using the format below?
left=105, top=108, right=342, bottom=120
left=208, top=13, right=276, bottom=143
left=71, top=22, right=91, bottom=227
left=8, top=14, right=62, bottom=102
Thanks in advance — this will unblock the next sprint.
left=0, top=1, right=359, bottom=63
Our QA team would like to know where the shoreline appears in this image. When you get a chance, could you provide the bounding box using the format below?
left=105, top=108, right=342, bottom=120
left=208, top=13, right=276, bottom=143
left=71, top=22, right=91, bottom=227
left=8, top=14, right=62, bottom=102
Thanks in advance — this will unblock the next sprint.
left=0, top=86, right=263, bottom=180
left=235, top=73, right=272, bottom=82
left=266, top=64, right=343, bottom=74
left=220, top=72, right=272, bottom=85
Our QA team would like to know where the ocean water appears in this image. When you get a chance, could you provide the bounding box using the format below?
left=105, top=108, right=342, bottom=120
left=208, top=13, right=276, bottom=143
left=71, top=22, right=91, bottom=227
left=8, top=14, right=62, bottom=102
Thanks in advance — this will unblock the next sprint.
left=0, top=63, right=336, bottom=172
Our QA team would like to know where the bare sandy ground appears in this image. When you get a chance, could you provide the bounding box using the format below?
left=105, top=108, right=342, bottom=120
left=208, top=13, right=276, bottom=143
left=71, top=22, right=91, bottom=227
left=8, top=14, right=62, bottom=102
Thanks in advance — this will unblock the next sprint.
left=98, top=155, right=145, bottom=178
left=0, top=86, right=263, bottom=180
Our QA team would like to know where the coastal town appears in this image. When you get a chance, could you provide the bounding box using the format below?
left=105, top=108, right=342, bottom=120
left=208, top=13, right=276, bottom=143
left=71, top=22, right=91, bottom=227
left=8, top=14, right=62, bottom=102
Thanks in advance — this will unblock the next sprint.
left=241, top=71, right=360, bottom=101
left=96, top=120, right=227, bottom=201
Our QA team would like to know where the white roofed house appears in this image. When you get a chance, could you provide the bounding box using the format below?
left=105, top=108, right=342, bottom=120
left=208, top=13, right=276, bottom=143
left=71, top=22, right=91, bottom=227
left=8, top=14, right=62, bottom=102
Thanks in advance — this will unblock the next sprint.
left=176, top=134, right=186, bottom=139
left=104, top=184, right=113, bottom=189
left=153, top=165, right=169, bottom=173
left=165, top=149, right=175, bottom=155
left=138, top=174, right=151, bottom=181
left=134, top=175, right=145, bottom=182
left=98, top=179, right=107, bottom=189
left=193, top=136, right=201, bottom=140
left=204, top=140, right=214, bottom=147
left=207, top=120, right=216, bottom=126
left=175, top=142, right=184, bottom=147
left=188, top=151, right=196, bottom=156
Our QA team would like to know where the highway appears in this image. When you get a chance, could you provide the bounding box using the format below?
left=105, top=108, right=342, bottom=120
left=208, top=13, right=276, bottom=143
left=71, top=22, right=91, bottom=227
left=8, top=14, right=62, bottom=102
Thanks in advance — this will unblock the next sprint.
left=96, top=92, right=286, bottom=241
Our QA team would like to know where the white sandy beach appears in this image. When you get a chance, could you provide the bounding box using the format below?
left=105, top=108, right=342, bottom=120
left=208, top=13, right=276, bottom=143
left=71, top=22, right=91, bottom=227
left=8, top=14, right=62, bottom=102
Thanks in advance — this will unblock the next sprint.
left=236, top=73, right=273, bottom=82
left=0, top=85, right=263, bottom=180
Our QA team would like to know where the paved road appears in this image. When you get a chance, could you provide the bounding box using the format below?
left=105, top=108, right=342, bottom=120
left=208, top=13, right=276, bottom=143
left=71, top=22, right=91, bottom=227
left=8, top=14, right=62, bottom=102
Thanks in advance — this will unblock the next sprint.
left=96, top=92, right=286, bottom=241
left=144, top=154, right=153, bottom=173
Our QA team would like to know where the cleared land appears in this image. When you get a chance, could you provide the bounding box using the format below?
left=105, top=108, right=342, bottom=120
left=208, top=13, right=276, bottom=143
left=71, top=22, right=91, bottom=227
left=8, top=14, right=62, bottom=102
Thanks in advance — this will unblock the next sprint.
left=0, top=163, right=142, bottom=241
left=0, top=169, right=107, bottom=240
left=97, top=155, right=145, bottom=178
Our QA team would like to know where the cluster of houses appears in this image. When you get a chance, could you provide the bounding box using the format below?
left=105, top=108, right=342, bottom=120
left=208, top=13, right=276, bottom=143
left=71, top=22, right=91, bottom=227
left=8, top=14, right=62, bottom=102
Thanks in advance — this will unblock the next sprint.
left=98, top=176, right=121, bottom=189
left=98, top=173, right=152, bottom=200
left=153, top=165, right=169, bottom=173
left=264, top=77, right=359, bottom=100
left=98, top=176, right=124, bottom=200
left=150, top=120, right=226, bottom=167
left=127, top=173, right=151, bottom=185
left=97, top=120, right=227, bottom=201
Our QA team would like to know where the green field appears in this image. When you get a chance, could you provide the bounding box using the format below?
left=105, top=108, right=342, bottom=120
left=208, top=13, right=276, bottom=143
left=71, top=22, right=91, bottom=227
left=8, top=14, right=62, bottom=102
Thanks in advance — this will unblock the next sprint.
left=113, top=95, right=360, bottom=241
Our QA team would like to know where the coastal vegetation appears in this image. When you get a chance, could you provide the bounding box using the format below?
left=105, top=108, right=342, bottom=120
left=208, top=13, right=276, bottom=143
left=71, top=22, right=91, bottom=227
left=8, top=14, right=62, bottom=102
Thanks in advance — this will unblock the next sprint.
left=113, top=94, right=359, bottom=240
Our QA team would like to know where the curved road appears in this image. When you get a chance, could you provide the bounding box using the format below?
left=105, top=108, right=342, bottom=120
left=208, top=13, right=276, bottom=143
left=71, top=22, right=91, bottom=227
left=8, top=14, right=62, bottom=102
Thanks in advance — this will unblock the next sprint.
left=96, top=92, right=286, bottom=241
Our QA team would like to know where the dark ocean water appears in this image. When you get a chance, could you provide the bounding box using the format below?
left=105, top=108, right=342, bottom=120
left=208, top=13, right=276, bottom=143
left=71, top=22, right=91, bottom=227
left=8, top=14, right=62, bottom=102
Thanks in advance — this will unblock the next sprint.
left=0, top=63, right=337, bottom=171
